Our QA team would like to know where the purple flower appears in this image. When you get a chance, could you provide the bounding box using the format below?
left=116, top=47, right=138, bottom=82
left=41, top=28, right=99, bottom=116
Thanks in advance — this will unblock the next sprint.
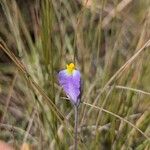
left=58, top=63, right=81, bottom=106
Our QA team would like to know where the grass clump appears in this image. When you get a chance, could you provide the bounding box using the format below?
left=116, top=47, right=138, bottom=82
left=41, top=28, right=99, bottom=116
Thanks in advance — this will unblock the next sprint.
left=0, top=0, right=150, bottom=149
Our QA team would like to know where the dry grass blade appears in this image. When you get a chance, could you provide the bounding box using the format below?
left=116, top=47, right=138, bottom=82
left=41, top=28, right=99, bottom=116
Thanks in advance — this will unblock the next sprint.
left=115, top=85, right=150, bottom=96
left=87, top=39, right=150, bottom=115
left=102, top=0, right=133, bottom=28
left=83, top=102, right=150, bottom=141
left=0, top=41, right=65, bottom=123
left=22, top=108, right=36, bottom=144
left=103, top=39, right=150, bottom=90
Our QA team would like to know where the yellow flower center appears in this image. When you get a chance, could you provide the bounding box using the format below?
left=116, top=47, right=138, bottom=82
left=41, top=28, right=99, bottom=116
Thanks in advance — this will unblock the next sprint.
left=66, top=63, right=75, bottom=74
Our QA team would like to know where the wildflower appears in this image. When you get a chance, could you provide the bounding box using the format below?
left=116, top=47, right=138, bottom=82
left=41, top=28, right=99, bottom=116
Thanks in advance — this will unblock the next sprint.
left=58, top=63, right=81, bottom=106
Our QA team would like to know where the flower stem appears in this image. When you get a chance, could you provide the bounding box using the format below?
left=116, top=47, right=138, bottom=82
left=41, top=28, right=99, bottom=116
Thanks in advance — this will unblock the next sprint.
left=74, top=105, right=78, bottom=150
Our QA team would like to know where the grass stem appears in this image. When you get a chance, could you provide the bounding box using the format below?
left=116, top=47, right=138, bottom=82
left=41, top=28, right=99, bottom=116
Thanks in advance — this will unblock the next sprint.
left=74, top=105, right=78, bottom=150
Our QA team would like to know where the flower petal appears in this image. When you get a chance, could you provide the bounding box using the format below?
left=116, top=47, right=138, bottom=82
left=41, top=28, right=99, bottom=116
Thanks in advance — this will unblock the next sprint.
left=58, top=69, right=81, bottom=105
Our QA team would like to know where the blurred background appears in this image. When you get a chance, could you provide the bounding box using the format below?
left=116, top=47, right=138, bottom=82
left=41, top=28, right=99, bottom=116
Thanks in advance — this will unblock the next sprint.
left=0, top=0, right=150, bottom=149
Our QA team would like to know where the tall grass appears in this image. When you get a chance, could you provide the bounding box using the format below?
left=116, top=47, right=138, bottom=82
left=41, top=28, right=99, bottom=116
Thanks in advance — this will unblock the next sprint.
left=0, top=0, right=150, bottom=149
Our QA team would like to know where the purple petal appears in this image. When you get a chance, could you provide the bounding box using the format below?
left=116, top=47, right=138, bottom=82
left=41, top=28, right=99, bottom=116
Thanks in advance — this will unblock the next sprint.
left=58, top=69, right=81, bottom=105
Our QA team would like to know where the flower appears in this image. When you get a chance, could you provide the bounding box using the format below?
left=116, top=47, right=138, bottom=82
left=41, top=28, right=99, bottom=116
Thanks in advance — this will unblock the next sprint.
left=58, top=63, right=81, bottom=106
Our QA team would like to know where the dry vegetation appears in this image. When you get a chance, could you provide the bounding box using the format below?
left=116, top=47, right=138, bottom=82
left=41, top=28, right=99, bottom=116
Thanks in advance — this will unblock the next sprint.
left=0, top=0, right=150, bottom=149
